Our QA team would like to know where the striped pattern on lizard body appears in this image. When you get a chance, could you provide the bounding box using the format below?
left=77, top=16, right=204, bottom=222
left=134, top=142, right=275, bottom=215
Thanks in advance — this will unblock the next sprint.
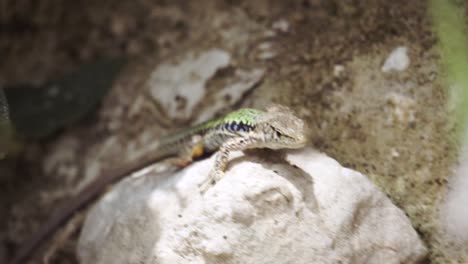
left=154, top=108, right=263, bottom=160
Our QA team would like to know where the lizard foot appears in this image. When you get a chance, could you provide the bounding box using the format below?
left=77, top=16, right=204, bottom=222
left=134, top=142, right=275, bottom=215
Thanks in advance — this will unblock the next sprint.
left=199, top=170, right=224, bottom=194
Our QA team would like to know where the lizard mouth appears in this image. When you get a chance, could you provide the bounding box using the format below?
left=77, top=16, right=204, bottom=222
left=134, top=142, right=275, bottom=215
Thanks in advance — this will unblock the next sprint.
left=279, top=133, right=307, bottom=148
left=294, top=134, right=308, bottom=147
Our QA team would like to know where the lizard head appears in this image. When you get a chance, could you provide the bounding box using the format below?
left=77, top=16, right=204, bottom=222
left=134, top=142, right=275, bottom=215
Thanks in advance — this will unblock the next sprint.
left=257, top=104, right=308, bottom=149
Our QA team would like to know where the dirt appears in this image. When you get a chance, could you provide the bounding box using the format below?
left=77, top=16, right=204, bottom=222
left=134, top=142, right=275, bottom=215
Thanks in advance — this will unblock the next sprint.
left=0, top=0, right=458, bottom=263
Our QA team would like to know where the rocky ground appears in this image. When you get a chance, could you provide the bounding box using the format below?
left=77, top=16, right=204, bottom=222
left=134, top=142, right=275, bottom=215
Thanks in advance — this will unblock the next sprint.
left=0, top=0, right=460, bottom=263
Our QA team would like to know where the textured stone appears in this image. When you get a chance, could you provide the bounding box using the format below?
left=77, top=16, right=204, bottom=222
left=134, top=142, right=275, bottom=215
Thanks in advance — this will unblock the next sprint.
left=78, top=148, right=427, bottom=264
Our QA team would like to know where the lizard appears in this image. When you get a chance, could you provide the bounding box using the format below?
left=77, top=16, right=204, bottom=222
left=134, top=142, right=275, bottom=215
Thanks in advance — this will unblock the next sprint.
left=9, top=104, right=308, bottom=264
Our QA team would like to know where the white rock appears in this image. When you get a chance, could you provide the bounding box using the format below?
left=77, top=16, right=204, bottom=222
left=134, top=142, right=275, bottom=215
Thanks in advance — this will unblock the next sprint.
left=147, top=49, right=231, bottom=120
left=272, top=19, right=290, bottom=33
left=78, top=148, right=427, bottom=264
left=194, top=69, right=264, bottom=124
left=382, top=46, right=410, bottom=72
left=333, top=65, right=345, bottom=77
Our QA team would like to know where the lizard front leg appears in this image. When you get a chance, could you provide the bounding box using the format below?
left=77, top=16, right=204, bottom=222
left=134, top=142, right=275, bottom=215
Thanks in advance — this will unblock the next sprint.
left=199, top=136, right=255, bottom=193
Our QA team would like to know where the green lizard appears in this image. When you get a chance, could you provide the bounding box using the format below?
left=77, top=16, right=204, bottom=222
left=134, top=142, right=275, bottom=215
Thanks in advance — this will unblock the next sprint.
left=10, top=104, right=308, bottom=264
